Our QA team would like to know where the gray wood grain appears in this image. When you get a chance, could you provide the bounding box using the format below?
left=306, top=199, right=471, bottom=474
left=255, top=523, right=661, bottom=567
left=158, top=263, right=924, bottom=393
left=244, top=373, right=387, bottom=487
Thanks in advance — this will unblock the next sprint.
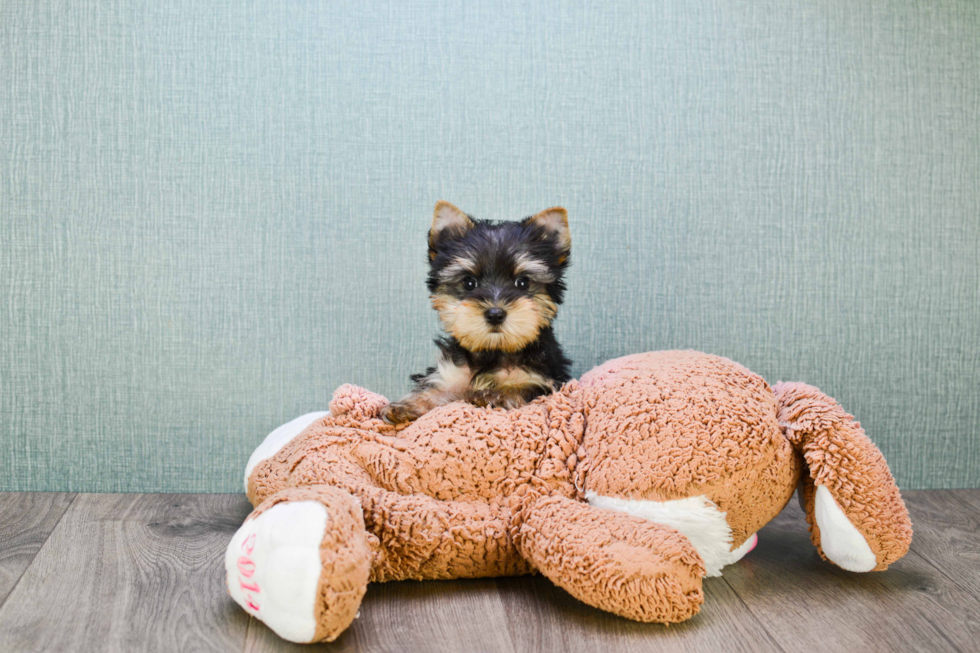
left=903, top=490, right=980, bottom=603
left=0, top=493, right=253, bottom=653
left=2, top=490, right=978, bottom=652
left=945, top=488, right=980, bottom=514
left=723, top=495, right=980, bottom=652
left=245, top=578, right=517, bottom=653
left=0, top=493, right=75, bottom=607
left=495, top=574, right=782, bottom=653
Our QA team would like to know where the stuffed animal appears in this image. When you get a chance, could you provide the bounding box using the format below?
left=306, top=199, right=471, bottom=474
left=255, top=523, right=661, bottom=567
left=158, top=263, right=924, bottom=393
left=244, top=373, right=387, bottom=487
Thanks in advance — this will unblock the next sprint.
left=225, top=350, right=912, bottom=643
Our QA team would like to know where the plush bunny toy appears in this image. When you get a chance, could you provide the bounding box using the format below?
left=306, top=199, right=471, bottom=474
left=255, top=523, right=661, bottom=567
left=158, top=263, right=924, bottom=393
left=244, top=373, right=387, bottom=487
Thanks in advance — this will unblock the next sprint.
left=226, top=350, right=912, bottom=643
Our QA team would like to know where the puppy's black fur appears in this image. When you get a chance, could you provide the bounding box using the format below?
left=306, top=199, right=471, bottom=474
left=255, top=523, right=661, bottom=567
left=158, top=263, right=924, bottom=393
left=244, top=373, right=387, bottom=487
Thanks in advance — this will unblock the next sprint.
left=382, top=202, right=573, bottom=424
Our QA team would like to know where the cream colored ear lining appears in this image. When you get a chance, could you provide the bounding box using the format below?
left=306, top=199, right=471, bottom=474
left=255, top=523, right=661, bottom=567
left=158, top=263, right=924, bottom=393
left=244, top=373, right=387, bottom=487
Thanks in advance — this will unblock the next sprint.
left=431, top=201, right=472, bottom=240
left=528, top=208, right=571, bottom=251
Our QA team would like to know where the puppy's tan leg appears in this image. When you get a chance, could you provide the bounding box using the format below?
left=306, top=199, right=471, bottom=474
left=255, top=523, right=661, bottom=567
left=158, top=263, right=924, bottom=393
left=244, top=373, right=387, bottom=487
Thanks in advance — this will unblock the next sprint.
left=381, top=355, right=472, bottom=424
left=381, top=387, right=457, bottom=424
left=465, top=387, right=531, bottom=410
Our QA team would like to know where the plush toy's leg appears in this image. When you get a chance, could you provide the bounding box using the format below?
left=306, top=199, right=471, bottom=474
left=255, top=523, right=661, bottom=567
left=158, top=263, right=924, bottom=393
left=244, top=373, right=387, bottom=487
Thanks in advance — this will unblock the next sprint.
left=225, top=486, right=371, bottom=644
left=518, top=494, right=706, bottom=623
left=228, top=481, right=533, bottom=642
left=773, top=382, right=912, bottom=571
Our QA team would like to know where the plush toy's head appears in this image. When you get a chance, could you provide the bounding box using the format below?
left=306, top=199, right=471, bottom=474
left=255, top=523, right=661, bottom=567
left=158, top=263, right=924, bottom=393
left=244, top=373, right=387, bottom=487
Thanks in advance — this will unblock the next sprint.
left=574, top=351, right=802, bottom=575
left=573, top=351, right=910, bottom=574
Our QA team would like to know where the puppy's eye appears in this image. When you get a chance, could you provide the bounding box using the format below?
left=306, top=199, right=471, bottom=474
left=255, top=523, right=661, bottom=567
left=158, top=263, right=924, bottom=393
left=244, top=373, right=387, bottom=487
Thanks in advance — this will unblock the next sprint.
left=462, top=277, right=478, bottom=292
left=515, top=276, right=530, bottom=290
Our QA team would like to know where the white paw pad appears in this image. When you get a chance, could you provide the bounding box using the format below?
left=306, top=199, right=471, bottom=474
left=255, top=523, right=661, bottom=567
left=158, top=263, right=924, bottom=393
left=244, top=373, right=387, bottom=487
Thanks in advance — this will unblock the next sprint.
left=226, top=501, right=329, bottom=643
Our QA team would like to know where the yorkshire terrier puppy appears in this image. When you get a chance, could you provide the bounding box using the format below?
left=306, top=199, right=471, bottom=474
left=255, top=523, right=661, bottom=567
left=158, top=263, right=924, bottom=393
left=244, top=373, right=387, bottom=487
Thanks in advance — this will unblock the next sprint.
left=381, top=201, right=573, bottom=424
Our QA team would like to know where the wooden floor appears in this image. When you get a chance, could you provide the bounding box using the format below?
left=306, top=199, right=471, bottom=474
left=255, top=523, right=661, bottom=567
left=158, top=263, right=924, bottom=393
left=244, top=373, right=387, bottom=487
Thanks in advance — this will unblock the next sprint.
left=0, top=491, right=977, bottom=652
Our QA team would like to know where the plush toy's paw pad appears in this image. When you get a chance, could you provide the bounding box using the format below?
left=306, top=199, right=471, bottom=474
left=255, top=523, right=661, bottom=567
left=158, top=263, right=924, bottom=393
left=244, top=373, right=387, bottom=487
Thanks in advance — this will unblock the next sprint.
left=330, top=384, right=389, bottom=420
left=226, top=501, right=331, bottom=643
left=813, top=485, right=877, bottom=572
left=227, top=488, right=372, bottom=643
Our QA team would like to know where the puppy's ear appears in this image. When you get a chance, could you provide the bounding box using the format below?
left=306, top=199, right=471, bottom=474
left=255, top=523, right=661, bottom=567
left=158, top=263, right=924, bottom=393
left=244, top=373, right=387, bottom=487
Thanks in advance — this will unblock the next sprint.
left=524, top=207, right=571, bottom=254
left=429, top=201, right=474, bottom=254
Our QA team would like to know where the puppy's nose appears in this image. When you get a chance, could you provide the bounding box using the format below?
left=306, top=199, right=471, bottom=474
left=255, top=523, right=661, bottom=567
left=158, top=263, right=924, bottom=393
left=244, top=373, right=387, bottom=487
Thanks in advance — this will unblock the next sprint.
left=484, top=307, right=507, bottom=325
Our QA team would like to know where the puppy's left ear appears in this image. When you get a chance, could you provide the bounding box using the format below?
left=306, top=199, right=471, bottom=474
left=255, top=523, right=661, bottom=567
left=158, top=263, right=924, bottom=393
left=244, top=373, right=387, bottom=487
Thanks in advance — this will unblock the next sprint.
left=524, top=207, right=571, bottom=255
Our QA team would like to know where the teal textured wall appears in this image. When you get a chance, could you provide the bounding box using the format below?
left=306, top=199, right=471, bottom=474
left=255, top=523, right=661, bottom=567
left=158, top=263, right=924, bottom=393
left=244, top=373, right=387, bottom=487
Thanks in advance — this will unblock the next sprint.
left=2, top=0, right=978, bottom=492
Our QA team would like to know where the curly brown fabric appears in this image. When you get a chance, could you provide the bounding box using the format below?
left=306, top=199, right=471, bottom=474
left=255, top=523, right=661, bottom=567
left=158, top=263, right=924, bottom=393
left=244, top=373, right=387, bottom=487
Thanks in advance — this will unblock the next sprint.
left=519, top=494, right=705, bottom=622
left=578, top=351, right=801, bottom=547
left=229, top=350, right=913, bottom=643
left=248, top=486, right=371, bottom=642
left=773, top=382, right=912, bottom=570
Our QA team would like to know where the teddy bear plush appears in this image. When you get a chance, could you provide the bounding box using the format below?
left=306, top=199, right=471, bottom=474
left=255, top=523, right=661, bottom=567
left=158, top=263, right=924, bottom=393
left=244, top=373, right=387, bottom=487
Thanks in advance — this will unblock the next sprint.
left=225, top=350, right=912, bottom=644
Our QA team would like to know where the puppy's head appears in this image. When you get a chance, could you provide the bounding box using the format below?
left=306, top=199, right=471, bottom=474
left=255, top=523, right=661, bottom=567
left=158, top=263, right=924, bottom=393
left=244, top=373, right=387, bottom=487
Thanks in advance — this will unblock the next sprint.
left=426, top=201, right=571, bottom=352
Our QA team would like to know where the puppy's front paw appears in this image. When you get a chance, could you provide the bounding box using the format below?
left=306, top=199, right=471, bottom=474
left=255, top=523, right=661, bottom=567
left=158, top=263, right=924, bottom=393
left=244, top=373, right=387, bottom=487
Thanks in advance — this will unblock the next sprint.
left=466, top=390, right=495, bottom=408
left=380, top=400, right=425, bottom=424
left=467, top=389, right=528, bottom=410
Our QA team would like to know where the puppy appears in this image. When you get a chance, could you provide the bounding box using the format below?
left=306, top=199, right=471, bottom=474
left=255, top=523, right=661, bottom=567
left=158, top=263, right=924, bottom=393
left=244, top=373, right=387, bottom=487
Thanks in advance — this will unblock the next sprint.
left=381, top=201, right=573, bottom=424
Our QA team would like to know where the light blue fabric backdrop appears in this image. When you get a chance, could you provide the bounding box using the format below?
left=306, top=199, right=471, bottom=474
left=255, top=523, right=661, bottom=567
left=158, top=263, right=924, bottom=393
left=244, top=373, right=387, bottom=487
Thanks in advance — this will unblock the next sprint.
left=2, top=0, right=978, bottom=492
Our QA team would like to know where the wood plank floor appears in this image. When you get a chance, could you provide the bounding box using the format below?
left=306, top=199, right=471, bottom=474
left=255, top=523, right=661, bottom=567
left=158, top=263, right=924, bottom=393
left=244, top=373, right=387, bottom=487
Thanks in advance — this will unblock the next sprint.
left=0, top=490, right=976, bottom=652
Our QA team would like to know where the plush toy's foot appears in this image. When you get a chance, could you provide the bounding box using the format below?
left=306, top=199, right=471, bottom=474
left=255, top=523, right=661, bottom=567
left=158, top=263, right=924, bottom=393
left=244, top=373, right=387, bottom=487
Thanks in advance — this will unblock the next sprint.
left=225, top=486, right=372, bottom=643
left=520, top=494, right=706, bottom=623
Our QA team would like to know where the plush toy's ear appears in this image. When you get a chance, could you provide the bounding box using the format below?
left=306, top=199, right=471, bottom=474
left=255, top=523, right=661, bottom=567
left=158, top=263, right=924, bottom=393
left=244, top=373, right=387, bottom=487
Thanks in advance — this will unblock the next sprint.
left=523, top=207, right=571, bottom=255
left=429, top=201, right=474, bottom=254
left=773, top=382, right=912, bottom=572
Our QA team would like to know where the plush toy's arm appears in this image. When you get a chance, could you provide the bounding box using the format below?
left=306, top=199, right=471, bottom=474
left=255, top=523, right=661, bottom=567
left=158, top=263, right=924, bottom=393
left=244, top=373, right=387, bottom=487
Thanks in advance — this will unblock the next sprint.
left=329, top=383, right=390, bottom=421
left=773, top=382, right=912, bottom=571
left=356, top=486, right=532, bottom=582
left=517, top=494, right=705, bottom=623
